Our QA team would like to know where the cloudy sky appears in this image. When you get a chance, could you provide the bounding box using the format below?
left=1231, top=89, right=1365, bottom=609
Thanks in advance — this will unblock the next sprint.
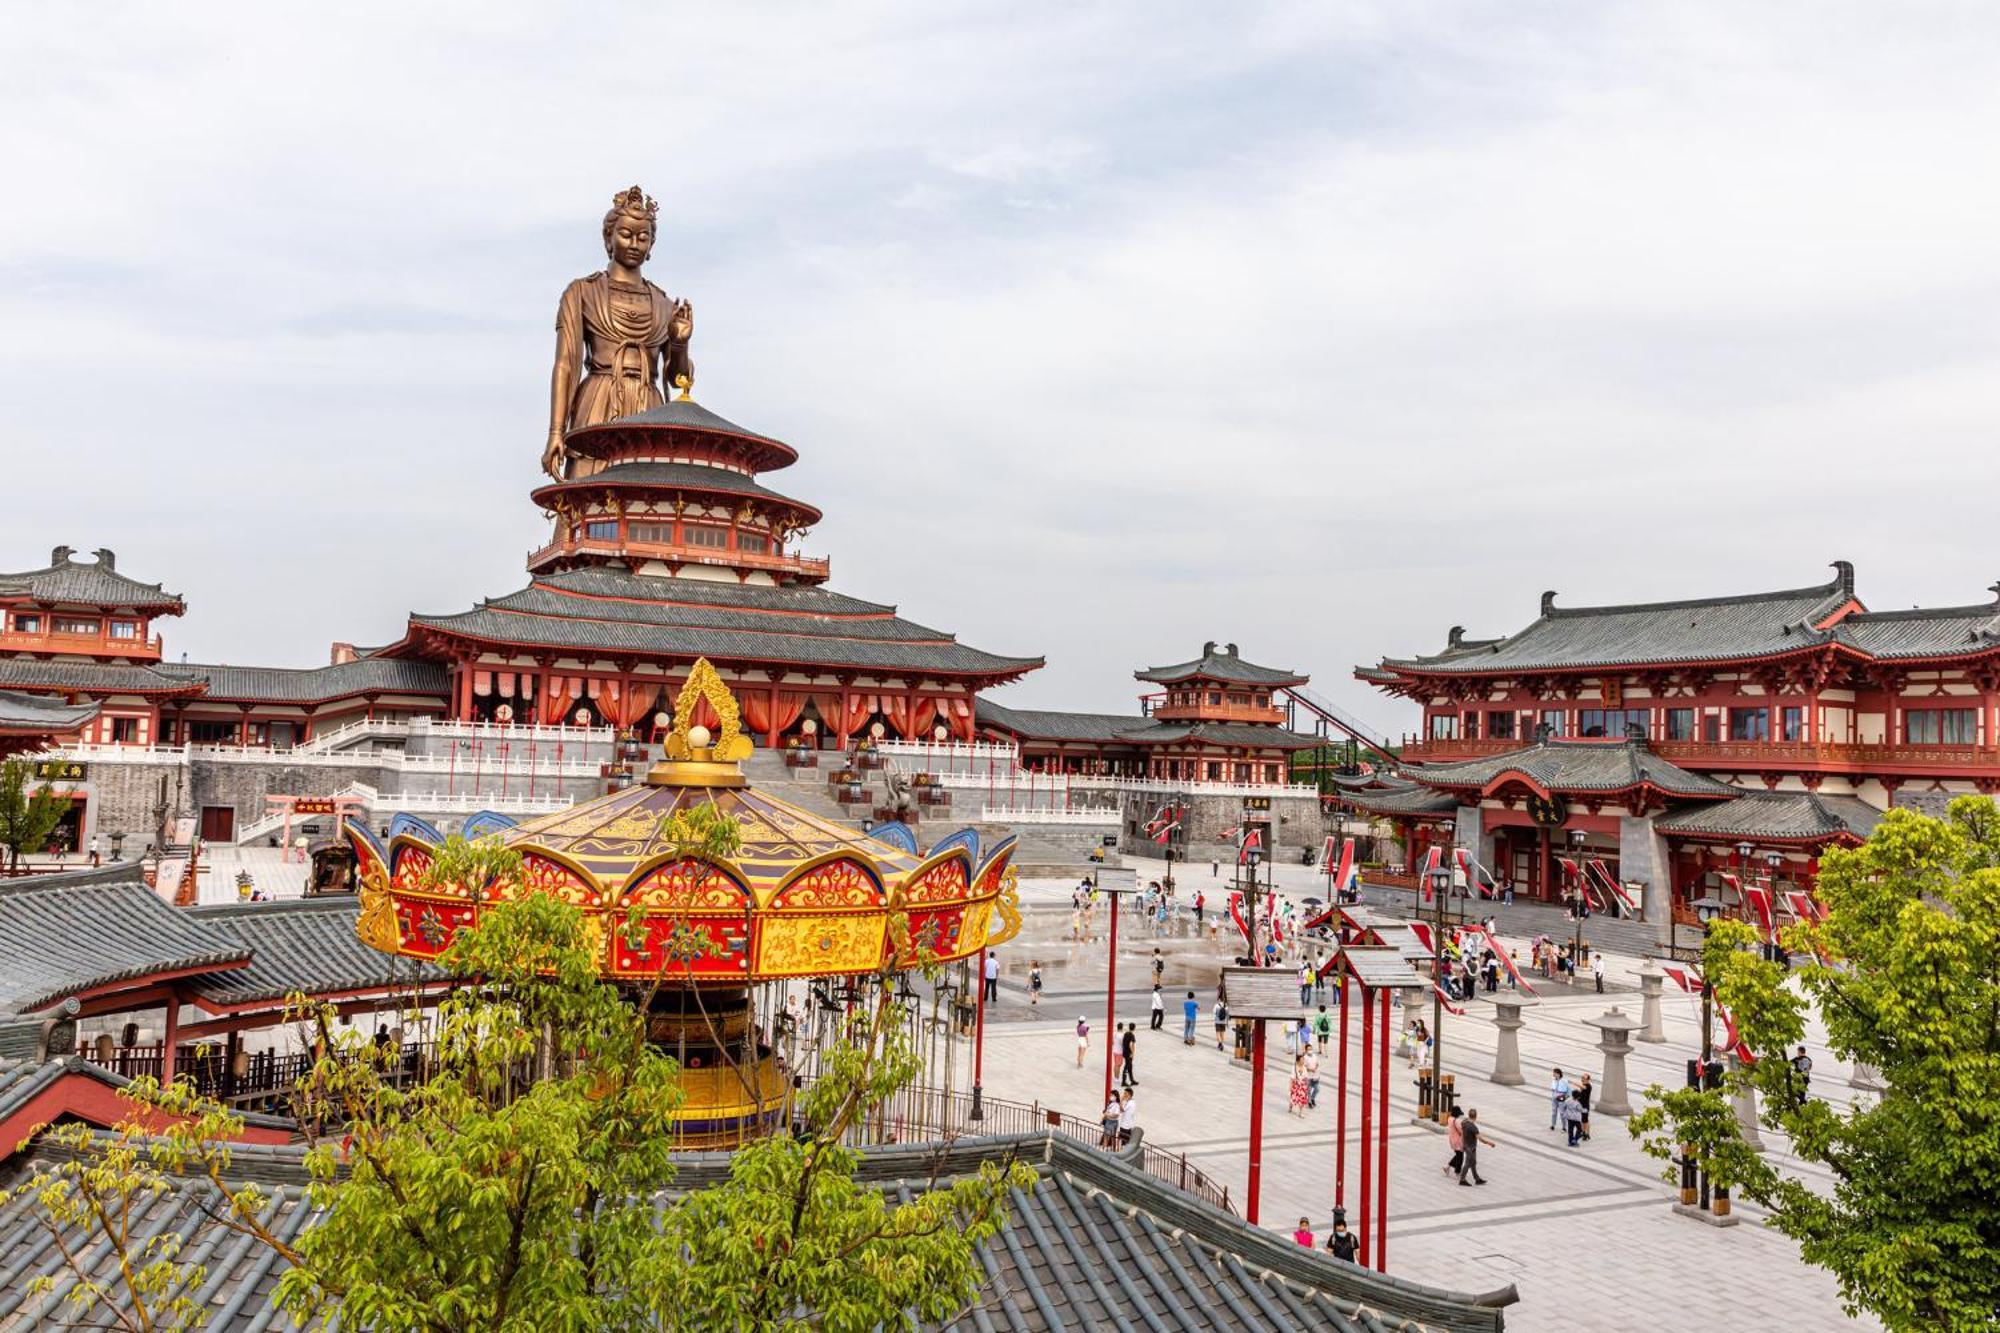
left=5, top=3, right=1998, bottom=735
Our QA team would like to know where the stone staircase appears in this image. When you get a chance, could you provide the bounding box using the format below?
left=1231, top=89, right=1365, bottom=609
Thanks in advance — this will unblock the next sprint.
left=740, top=749, right=871, bottom=830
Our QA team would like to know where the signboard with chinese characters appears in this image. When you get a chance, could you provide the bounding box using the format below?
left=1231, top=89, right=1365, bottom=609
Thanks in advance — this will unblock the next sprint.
left=32, top=760, right=87, bottom=782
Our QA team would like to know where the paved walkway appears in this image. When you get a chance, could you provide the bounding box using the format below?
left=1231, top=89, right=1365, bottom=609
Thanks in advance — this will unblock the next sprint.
left=979, top=872, right=1878, bottom=1332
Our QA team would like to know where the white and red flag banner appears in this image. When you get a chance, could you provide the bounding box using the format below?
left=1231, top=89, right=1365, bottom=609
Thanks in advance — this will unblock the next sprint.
left=1237, top=827, right=1263, bottom=865
left=1586, top=859, right=1637, bottom=911
left=1417, top=846, right=1444, bottom=901
left=1152, top=820, right=1180, bottom=845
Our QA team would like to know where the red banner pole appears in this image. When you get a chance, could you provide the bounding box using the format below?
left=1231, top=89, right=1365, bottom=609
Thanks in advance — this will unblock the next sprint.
left=1335, top=965, right=1350, bottom=1209
left=971, top=946, right=987, bottom=1120
left=1246, top=1017, right=1267, bottom=1225
left=1103, top=889, right=1120, bottom=1108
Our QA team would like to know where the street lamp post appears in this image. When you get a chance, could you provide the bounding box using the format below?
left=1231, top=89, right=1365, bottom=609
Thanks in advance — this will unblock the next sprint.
left=1687, top=894, right=1726, bottom=1214
left=1096, top=870, right=1138, bottom=1107
left=1568, top=827, right=1588, bottom=975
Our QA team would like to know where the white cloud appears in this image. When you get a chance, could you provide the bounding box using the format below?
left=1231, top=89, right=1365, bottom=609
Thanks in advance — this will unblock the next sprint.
left=4, top=2, right=2000, bottom=735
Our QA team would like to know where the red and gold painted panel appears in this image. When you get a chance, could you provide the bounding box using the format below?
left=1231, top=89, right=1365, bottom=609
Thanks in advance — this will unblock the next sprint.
left=607, top=913, right=755, bottom=983
left=899, top=850, right=972, bottom=907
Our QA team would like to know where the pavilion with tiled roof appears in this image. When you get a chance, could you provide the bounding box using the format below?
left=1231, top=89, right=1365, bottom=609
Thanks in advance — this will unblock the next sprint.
left=0, top=688, right=99, bottom=758
left=977, top=642, right=1321, bottom=783
left=1356, top=560, right=2000, bottom=927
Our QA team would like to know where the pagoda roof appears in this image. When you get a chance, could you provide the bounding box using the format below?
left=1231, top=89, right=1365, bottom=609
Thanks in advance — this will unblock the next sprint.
left=974, top=699, right=1318, bottom=750
left=0, top=689, right=99, bottom=738
left=0, top=1128, right=1515, bottom=1332
left=0, top=866, right=252, bottom=1016
left=530, top=460, right=822, bottom=523
left=164, top=656, right=448, bottom=704
left=401, top=570, right=1040, bottom=682
left=1375, top=563, right=1860, bottom=676
left=1137, top=643, right=1306, bottom=687
left=1654, top=790, right=1882, bottom=845
left=1118, top=719, right=1323, bottom=750
left=0, top=548, right=183, bottom=614
left=564, top=398, right=799, bottom=470
left=1406, top=739, right=1737, bottom=801
left=183, top=897, right=450, bottom=1007
left=1339, top=780, right=1463, bottom=819
left=1826, top=591, right=2000, bottom=661
left=975, top=698, right=1150, bottom=743
left=0, top=659, right=206, bottom=698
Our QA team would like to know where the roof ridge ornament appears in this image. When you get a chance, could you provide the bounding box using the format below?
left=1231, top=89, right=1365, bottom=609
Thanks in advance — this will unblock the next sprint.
left=655, top=657, right=754, bottom=779
left=1540, top=591, right=1558, bottom=617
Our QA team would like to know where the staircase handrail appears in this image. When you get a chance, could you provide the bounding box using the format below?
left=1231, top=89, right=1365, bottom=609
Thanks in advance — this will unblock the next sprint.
left=1279, top=685, right=1397, bottom=755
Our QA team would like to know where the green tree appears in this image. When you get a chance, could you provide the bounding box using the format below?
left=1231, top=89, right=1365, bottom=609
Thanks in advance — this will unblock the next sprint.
left=6, top=816, right=1028, bottom=1332
left=0, top=755, right=70, bottom=870
left=1630, top=796, right=2000, bottom=1331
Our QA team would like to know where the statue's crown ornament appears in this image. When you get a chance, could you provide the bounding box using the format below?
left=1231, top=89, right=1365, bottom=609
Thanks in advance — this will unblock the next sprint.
left=610, top=184, right=659, bottom=222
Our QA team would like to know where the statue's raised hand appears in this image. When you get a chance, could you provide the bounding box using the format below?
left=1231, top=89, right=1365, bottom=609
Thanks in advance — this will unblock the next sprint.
left=670, top=299, right=693, bottom=343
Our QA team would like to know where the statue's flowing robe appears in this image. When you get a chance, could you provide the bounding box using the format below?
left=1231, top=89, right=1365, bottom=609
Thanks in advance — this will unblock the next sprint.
left=553, top=271, right=692, bottom=435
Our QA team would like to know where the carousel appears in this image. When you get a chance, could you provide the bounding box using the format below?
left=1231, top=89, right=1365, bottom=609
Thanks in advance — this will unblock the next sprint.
left=342, top=660, right=1022, bottom=1146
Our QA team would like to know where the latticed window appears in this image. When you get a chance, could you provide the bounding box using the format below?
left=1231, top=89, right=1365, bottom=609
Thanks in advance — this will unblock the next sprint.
left=628, top=521, right=673, bottom=544
left=684, top=524, right=730, bottom=548
left=1906, top=708, right=1977, bottom=745
left=1664, top=708, right=1695, bottom=741
left=1728, top=707, right=1769, bottom=741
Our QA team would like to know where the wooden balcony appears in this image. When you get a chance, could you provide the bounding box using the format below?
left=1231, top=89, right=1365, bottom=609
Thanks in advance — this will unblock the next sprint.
left=1149, top=701, right=1288, bottom=725
left=1400, top=734, right=2000, bottom=775
left=526, top=534, right=829, bottom=582
left=0, top=627, right=163, bottom=660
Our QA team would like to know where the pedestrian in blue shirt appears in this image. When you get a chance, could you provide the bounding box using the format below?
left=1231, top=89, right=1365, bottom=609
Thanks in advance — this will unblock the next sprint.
left=1181, top=990, right=1199, bottom=1044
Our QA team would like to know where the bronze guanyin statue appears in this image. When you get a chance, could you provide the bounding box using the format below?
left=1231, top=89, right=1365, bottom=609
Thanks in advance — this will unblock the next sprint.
left=542, top=185, right=694, bottom=480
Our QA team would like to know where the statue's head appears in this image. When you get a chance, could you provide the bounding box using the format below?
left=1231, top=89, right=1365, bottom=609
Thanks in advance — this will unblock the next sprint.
left=602, top=185, right=659, bottom=270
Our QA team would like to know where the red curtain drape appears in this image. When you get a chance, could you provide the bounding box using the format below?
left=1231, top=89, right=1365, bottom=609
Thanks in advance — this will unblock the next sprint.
left=844, top=693, right=873, bottom=737
left=885, top=695, right=911, bottom=738
left=741, top=689, right=773, bottom=738
left=616, top=682, right=660, bottom=730
left=775, top=690, right=811, bottom=735
left=539, top=675, right=571, bottom=725
left=911, top=697, right=938, bottom=738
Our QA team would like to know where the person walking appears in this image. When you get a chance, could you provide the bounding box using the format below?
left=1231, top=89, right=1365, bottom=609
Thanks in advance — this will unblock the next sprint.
left=1288, top=1054, right=1310, bottom=1118
left=1213, top=995, right=1230, bottom=1051
left=1407, top=1017, right=1430, bottom=1069
left=1076, top=1016, right=1090, bottom=1068
left=1443, top=1106, right=1464, bottom=1177
left=1591, top=951, right=1605, bottom=993
left=1029, top=961, right=1043, bottom=1007
left=1457, top=1108, right=1492, bottom=1185
left=1100, top=1094, right=1122, bottom=1148
left=1297, top=959, right=1313, bottom=1008
left=1562, top=1089, right=1585, bottom=1146
left=984, top=951, right=1000, bottom=1002
left=1182, top=990, right=1199, bottom=1045
left=1576, top=1072, right=1594, bottom=1142
left=1193, top=891, right=1205, bottom=930
left=1304, top=1047, right=1322, bottom=1108
left=1312, top=948, right=1327, bottom=1004
left=1151, top=947, right=1165, bottom=990
left=1313, top=1004, right=1332, bottom=1055
left=1549, top=1067, right=1570, bottom=1130
left=1149, top=985, right=1165, bottom=1031
left=1293, top=1217, right=1315, bottom=1247
left=1325, top=1217, right=1357, bottom=1261
left=1120, top=1023, right=1138, bottom=1087
left=1790, top=1045, right=1814, bottom=1105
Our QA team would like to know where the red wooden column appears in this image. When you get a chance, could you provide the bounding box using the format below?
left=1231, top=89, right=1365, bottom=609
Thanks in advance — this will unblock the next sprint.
left=1375, top=986, right=1391, bottom=1270
left=1335, top=953, right=1350, bottom=1210
left=160, top=988, right=182, bottom=1082
left=1103, top=889, right=1122, bottom=1108
left=1358, top=982, right=1375, bottom=1254
left=1246, top=1018, right=1267, bottom=1225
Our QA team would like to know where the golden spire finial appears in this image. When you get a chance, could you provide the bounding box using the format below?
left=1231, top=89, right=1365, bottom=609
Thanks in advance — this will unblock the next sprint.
left=651, top=659, right=753, bottom=785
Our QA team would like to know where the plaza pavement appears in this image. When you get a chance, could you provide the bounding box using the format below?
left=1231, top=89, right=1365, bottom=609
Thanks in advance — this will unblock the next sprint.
left=975, top=859, right=1880, bottom=1333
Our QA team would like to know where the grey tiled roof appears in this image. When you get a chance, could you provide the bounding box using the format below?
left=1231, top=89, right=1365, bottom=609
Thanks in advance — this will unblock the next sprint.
left=1380, top=565, right=1858, bottom=674
left=164, top=657, right=448, bottom=703
left=0, top=549, right=183, bottom=612
left=1655, top=791, right=1882, bottom=843
left=0, top=688, right=98, bottom=733
left=976, top=697, right=1151, bottom=742
left=0, top=659, right=206, bottom=696
left=565, top=398, right=799, bottom=469
left=1830, top=597, right=2000, bottom=660
left=1341, top=782, right=1464, bottom=818
left=484, top=584, right=952, bottom=644
left=1137, top=646, right=1307, bottom=686
left=531, top=461, right=821, bottom=518
left=0, top=1131, right=1513, bottom=1332
left=537, top=565, right=894, bottom=615
left=1407, top=740, right=1737, bottom=800
left=1122, top=720, right=1324, bottom=751
left=187, top=898, right=452, bottom=1005
left=408, top=606, right=1042, bottom=678
left=0, top=869, right=250, bottom=1015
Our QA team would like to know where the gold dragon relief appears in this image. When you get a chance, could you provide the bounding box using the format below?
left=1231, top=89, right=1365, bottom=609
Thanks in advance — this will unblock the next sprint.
left=755, top=911, right=888, bottom=977
left=985, top=866, right=1024, bottom=948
